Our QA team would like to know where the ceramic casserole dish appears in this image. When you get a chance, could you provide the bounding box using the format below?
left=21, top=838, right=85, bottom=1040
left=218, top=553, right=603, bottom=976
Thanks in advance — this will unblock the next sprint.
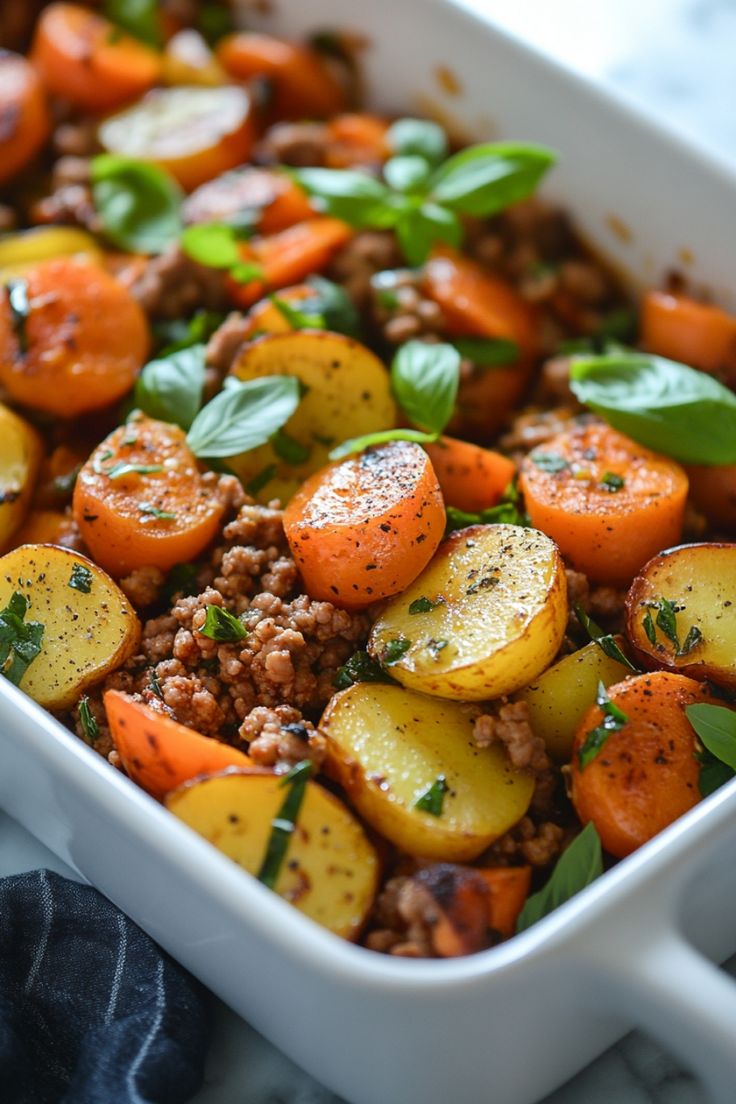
left=3, top=0, right=736, bottom=1101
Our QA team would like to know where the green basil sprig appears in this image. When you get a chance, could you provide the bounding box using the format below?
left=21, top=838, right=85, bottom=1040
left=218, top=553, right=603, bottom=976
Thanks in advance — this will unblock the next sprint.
left=186, top=375, right=300, bottom=459
left=452, top=336, right=519, bottom=366
left=391, top=340, right=461, bottom=434
left=180, top=223, right=263, bottom=284
left=103, top=0, right=161, bottom=46
left=686, top=703, right=736, bottom=797
left=329, top=427, right=438, bottom=461
left=134, top=345, right=206, bottom=431
left=290, top=139, right=556, bottom=266
left=200, top=604, right=248, bottom=643
left=578, top=682, right=629, bottom=768
left=414, top=775, right=448, bottom=817
left=574, top=605, right=639, bottom=673
left=516, top=822, right=603, bottom=933
left=257, top=760, right=313, bottom=890
left=0, top=592, right=44, bottom=687
left=570, top=352, right=736, bottom=465
left=91, top=155, right=183, bottom=254
left=153, top=310, right=226, bottom=357
left=444, top=482, right=529, bottom=533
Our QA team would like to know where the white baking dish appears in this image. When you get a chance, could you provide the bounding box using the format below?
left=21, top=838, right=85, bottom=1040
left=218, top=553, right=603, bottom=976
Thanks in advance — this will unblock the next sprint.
left=4, top=2, right=736, bottom=1101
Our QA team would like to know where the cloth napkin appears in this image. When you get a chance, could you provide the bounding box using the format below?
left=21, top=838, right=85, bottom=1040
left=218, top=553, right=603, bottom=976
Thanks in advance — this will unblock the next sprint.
left=0, top=870, right=211, bottom=1104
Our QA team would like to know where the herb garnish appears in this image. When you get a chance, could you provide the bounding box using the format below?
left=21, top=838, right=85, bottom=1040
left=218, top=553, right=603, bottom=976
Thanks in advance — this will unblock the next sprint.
left=426, top=638, right=448, bottom=659
left=271, top=428, right=311, bottom=465
left=516, top=822, right=603, bottom=932
left=333, top=651, right=391, bottom=690
left=0, top=592, right=44, bottom=687
left=257, top=760, right=313, bottom=890
left=329, top=428, right=438, bottom=461
left=134, top=344, right=206, bottom=431
left=163, top=563, right=199, bottom=602
left=569, top=351, right=736, bottom=465
left=138, top=503, right=177, bottom=520
left=199, top=604, right=248, bottom=643
left=686, top=703, right=736, bottom=797
left=103, top=0, right=161, bottom=46
left=149, top=670, right=164, bottom=699
left=68, top=563, right=93, bottom=594
left=414, top=775, right=448, bottom=816
left=600, top=471, right=625, bottom=492
left=531, top=452, right=569, bottom=474
left=642, top=597, right=703, bottom=658
left=578, top=681, right=629, bottom=768
left=574, top=605, right=638, bottom=673
left=105, top=462, right=164, bottom=481
left=451, top=336, right=519, bottom=366
left=6, top=279, right=30, bottom=354
left=78, top=696, right=99, bottom=744
left=246, top=465, right=277, bottom=497
left=180, top=222, right=261, bottom=285
left=153, top=310, right=226, bottom=357
left=380, top=638, right=412, bottom=665
left=185, top=375, right=301, bottom=459
left=91, top=155, right=183, bottom=253
left=391, top=340, right=461, bottom=435
left=270, top=295, right=325, bottom=332
left=444, top=482, right=529, bottom=533
left=408, top=596, right=443, bottom=614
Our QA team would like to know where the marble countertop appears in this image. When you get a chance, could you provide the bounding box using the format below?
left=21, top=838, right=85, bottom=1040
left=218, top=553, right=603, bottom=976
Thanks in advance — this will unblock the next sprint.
left=4, top=3, right=735, bottom=1102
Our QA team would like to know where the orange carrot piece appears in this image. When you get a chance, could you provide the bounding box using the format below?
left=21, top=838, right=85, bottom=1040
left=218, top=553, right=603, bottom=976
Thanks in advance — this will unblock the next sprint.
left=73, top=415, right=225, bottom=577
left=641, top=290, right=736, bottom=381
left=183, top=168, right=314, bottom=235
left=570, top=672, right=716, bottom=858
left=425, top=437, right=516, bottom=513
left=7, top=509, right=79, bottom=551
left=105, top=690, right=251, bottom=802
left=227, top=218, right=353, bottom=308
left=31, top=3, right=161, bottom=113
left=217, top=32, right=345, bottom=118
left=686, top=462, right=736, bottom=532
left=519, top=423, right=688, bottom=587
left=283, top=441, right=445, bottom=609
left=476, top=866, right=532, bottom=938
left=0, top=258, right=149, bottom=417
left=0, top=52, right=50, bottom=185
left=238, top=284, right=313, bottom=341
left=325, top=113, right=390, bottom=168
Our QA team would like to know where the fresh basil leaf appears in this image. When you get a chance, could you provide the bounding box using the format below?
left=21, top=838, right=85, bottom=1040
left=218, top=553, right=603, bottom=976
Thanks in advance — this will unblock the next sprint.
left=569, top=352, right=736, bottom=465
left=329, top=428, right=438, bottom=461
left=186, top=375, right=300, bottom=459
left=0, top=591, right=44, bottom=687
left=153, top=310, right=226, bottom=357
left=395, top=202, right=462, bottom=267
left=257, top=760, right=312, bottom=890
left=304, top=276, right=360, bottom=338
left=78, top=696, right=99, bottom=745
left=679, top=624, right=703, bottom=657
left=333, top=651, right=391, bottom=690
left=197, top=2, right=234, bottom=44
left=271, top=428, right=310, bottom=465
left=387, top=118, right=448, bottom=166
left=578, top=681, right=628, bottom=768
left=686, top=703, right=736, bottom=772
left=383, top=155, right=432, bottom=193
left=270, top=296, right=325, bottom=331
left=452, top=337, right=519, bottom=366
left=289, top=168, right=397, bottom=228
left=135, top=344, right=206, bottom=431
left=68, top=563, right=92, bottom=594
left=574, top=605, right=639, bottom=673
left=91, top=155, right=182, bottom=253
left=391, top=340, right=461, bottom=434
left=428, top=142, right=556, bottom=217
left=200, top=604, right=248, bottom=643
left=414, top=775, right=448, bottom=816
left=516, top=822, right=603, bottom=933
left=6, top=279, right=30, bottom=354
left=104, top=0, right=161, bottom=46
left=180, top=223, right=241, bottom=268
left=698, top=754, right=734, bottom=797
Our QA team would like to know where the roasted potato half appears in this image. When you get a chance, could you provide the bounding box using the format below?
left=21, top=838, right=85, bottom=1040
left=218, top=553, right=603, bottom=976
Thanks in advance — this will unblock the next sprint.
left=0, top=404, right=43, bottom=547
left=320, top=682, right=534, bottom=861
left=166, top=770, right=379, bottom=939
left=369, top=524, right=567, bottom=701
left=0, top=544, right=140, bottom=709
left=518, top=638, right=633, bottom=761
left=626, top=543, right=736, bottom=689
left=228, top=331, right=397, bottom=503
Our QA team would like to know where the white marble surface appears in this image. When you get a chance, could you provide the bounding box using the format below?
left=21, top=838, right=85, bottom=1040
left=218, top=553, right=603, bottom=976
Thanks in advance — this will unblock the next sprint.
left=4, top=3, right=736, bottom=1103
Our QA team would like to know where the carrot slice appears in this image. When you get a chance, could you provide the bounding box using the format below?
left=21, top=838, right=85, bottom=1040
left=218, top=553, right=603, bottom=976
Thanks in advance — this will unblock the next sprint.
left=106, top=690, right=251, bottom=802
left=7, top=509, right=79, bottom=551
left=570, top=672, right=716, bottom=858
left=283, top=441, right=445, bottom=609
left=73, top=415, right=225, bottom=577
left=424, top=437, right=516, bottom=513
left=238, top=284, right=313, bottom=341
left=0, top=52, right=50, bottom=185
left=519, top=423, right=688, bottom=587
left=0, top=258, right=149, bottom=417
left=325, top=113, right=390, bottom=168
left=227, top=218, right=353, bottom=308
left=686, top=462, right=736, bottom=532
left=31, top=3, right=161, bottom=113
left=217, top=32, right=346, bottom=118
left=183, top=168, right=314, bottom=235
left=476, top=866, right=532, bottom=938
left=642, top=290, right=736, bottom=381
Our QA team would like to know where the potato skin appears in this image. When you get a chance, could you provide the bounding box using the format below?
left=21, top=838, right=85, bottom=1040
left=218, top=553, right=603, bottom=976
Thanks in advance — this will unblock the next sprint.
left=0, top=543, right=140, bottom=709
left=0, top=404, right=43, bottom=548
left=320, top=682, right=534, bottom=862
left=626, top=543, right=736, bottom=689
left=167, top=769, right=379, bottom=940
left=369, top=523, right=568, bottom=701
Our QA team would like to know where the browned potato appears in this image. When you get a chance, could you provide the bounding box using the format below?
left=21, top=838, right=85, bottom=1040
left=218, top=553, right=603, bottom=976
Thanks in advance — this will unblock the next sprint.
left=626, top=543, right=736, bottom=688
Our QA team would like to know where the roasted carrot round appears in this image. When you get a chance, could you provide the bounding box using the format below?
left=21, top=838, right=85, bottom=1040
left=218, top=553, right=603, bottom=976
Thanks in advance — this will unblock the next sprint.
left=105, top=690, right=252, bottom=802
left=217, top=32, right=346, bottom=118
left=519, top=423, right=688, bottom=587
left=476, top=866, right=532, bottom=938
left=570, top=672, right=715, bottom=858
left=325, top=113, right=390, bottom=168
left=227, top=218, right=353, bottom=308
left=73, top=415, right=225, bottom=576
left=31, top=3, right=161, bottom=113
left=641, top=290, right=736, bottom=382
left=424, top=437, right=516, bottom=513
left=8, top=509, right=79, bottom=551
left=283, top=441, right=446, bottom=608
left=422, top=246, right=537, bottom=438
left=183, top=168, right=314, bottom=235
left=0, top=258, right=149, bottom=417
left=0, top=52, right=50, bottom=185
left=686, top=462, right=736, bottom=531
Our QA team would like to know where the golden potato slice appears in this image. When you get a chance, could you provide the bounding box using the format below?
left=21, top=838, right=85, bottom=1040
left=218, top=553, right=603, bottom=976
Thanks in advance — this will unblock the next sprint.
left=626, top=543, right=736, bottom=688
left=518, top=638, right=633, bottom=761
left=0, top=404, right=43, bottom=547
left=0, top=226, right=101, bottom=279
left=166, top=770, right=379, bottom=939
left=228, top=331, right=397, bottom=504
left=369, top=524, right=568, bottom=701
left=320, top=683, right=534, bottom=861
left=0, top=544, right=140, bottom=709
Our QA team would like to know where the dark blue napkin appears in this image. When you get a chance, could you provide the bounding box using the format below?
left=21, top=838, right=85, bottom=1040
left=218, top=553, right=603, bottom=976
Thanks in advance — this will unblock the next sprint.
left=0, top=870, right=211, bottom=1104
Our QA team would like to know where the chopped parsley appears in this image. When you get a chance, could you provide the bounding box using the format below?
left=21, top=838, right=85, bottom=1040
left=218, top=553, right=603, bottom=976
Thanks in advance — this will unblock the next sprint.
left=531, top=452, right=569, bottom=474
left=200, top=604, right=248, bottom=643
left=149, top=670, right=164, bottom=699
left=138, top=502, right=177, bottom=520
left=68, top=563, right=93, bottom=594
left=578, top=681, right=629, bottom=768
left=333, top=651, right=390, bottom=690
left=414, top=775, right=448, bottom=816
left=257, top=760, right=312, bottom=889
left=380, top=637, right=412, bottom=665
left=104, top=462, right=164, bottom=480
left=408, top=596, right=443, bottom=614
left=642, top=597, right=703, bottom=657
left=78, top=696, right=99, bottom=744
left=600, top=471, right=625, bottom=492
left=0, top=591, right=44, bottom=686
left=574, top=605, right=638, bottom=673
